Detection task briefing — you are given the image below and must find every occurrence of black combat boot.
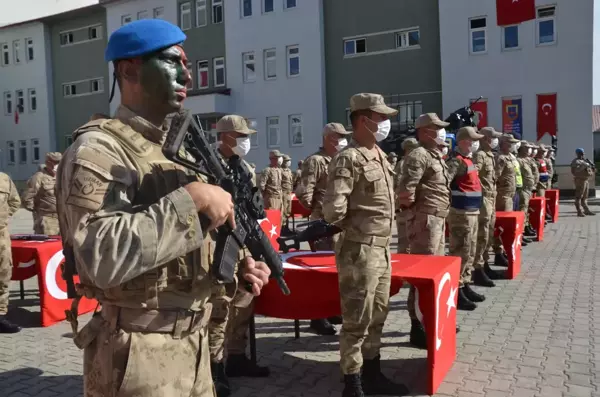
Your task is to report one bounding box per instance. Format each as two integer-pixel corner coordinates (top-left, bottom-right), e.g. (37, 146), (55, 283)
(0, 316), (21, 333)
(494, 253), (509, 267)
(225, 354), (270, 377)
(484, 263), (506, 280)
(457, 287), (477, 311)
(472, 268), (495, 287)
(211, 362), (231, 397)
(409, 319), (427, 349)
(342, 374), (365, 397)
(362, 355), (409, 396)
(309, 318), (337, 335)
(584, 210), (595, 216)
(545, 212), (553, 222)
(463, 284), (485, 302)
(524, 225), (536, 237)
(328, 315), (343, 325)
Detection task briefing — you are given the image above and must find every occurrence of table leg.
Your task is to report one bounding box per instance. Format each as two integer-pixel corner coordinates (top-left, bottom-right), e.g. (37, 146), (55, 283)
(249, 315), (257, 365)
(294, 319), (300, 339)
(19, 280), (24, 300)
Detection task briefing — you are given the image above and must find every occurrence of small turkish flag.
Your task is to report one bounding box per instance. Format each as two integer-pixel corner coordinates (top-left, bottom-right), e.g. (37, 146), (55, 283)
(470, 100), (488, 129)
(258, 209), (282, 251)
(537, 94), (557, 141)
(496, 0), (536, 26)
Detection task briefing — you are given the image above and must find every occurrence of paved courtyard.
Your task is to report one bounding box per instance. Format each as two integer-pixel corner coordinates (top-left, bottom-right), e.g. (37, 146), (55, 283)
(1, 202), (599, 397)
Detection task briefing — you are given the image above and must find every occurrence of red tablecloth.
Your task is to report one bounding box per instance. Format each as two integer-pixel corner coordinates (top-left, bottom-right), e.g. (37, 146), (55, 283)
(494, 211), (525, 279)
(11, 236), (97, 327)
(545, 189), (559, 223)
(529, 197), (546, 241)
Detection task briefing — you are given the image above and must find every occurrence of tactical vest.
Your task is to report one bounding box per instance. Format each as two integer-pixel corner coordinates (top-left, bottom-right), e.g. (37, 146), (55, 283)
(72, 118), (213, 309)
(513, 157), (523, 188)
(538, 159), (549, 182)
(35, 173), (58, 215)
(450, 154), (482, 210)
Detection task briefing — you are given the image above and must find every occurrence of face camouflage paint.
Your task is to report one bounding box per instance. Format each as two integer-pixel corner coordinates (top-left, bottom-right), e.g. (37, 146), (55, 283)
(140, 45), (190, 111)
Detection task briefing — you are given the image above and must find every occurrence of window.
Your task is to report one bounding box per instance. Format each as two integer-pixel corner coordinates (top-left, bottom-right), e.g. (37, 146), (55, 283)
(2, 43), (9, 65)
(7, 142), (15, 165)
(186, 62), (193, 88)
(289, 115), (303, 146)
(88, 25), (102, 40)
(153, 7), (164, 18)
(267, 117), (280, 147)
(180, 2), (192, 30)
(26, 38), (34, 61)
(137, 10), (149, 19)
(264, 48), (276, 80)
(31, 139), (40, 163)
(91, 78), (104, 93)
(214, 57), (225, 87)
(344, 38), (366, 56)
(263, 0), (274, 13)
(63, 84), (77, 97)
(502, 25), (519, 50)
(286, 45), (299, 77)
(197, 60), (209, 89)
(284, 0), (296, 9)
(4, 92), (12, 114)
(241, 0), (252, 17)
(248, 119), (258, 147)
(242, 52), (256, 83)
(537, 6), (556, 45)
(396, 29), (420, 49)
(60, 32), (74, 45)
(213, 0), (223, 24)
(65, 135), (73, 147)
(469, 17), (487, 54)
(16, 90), (24, 113)
(196, 0), (207, 27)
(18, 140), (27, 164)
(28, 89), (36, 112)
(121, 14), (132, 25)
(13, 40), (20, 64)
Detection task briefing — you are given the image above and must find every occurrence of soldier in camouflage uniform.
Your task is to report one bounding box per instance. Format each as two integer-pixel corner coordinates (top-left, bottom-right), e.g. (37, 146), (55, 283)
(546, 147), (555, 189)
(0, 172), (22, 333)
(55, 20), (270, 397)
(571, 148), (595, 217)
(259, 150), (283, 213)
(21, 152), (62, 235)
(517, 141), (537, 238)
(293, 160), (303, 190)
(387, 152), (398, 169)
(394, 138), (419, 254)
(324, 93), (408, 397)
(281, 154), (294, 227)
(296, 122), (351, 336)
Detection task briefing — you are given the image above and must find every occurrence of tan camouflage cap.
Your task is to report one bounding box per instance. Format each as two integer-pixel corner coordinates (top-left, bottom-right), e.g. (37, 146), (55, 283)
(216, 115), (256, 135)
(500, 133), (519, 143)
(322, 122), (351, 136)
(415, 113), (450, 129)
(269, 150), (283, 158)
(350, 93), (398, 116)
(401, 137), (419, 151)
(479, 126), (503, 138)
(46, 152), (62, 162)
(283, 154), (291, 161)
(538, 143), (549, 152)
(456, 126), (484, 142)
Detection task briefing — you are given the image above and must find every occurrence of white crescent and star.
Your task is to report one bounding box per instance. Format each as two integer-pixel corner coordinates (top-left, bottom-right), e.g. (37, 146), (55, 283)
(45, 250), (67, 300)
(542, 103), (552, 115)
(257, 218), (279, 238)
(17, 259), (35, 268)
(435, 271), (456, 351)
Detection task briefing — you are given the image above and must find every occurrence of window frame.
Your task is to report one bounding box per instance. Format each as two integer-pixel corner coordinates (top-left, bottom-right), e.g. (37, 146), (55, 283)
(4, 91), (12, 115)
(1, 42), (9, 66)
(343, 38), (367, 56)
(31, 138), (40, 163)
(137, 10), (149, 20)
(469, 16), (487, 55)
(284, 0), (296, 10)
(180, 2), (192, 30)
(15, 90), (24, 113)
(28, 88), (36, 112)
(242, 52), (256, 83)
(25, 38), (34, 61)
(502, 24), (520, 51)
(396, 29), (420, 50)
(212, 0), (224, 24)
(153, 7), (164, 18)
(248, 118), (259, 148)
(286, 45), (300, 77)
(13, 40), (21, 65)
(289, 114), (303, 147)
(263, 0), (274, 14)
(121, 14), (132, 25)
(196, 0), (207, 27)
(536, 5), (557, 46)
(267, 116), (280, 148)
(90, 78), (104, 93)
(18, 140), (27, 164)
(264, 48), (276, 80)
(213, 57), (225, 87)
(197, 60), (209, 89)
(241, 0), (252, 18)
(88, 25), (103, 40)
(7, 141), (15, 165)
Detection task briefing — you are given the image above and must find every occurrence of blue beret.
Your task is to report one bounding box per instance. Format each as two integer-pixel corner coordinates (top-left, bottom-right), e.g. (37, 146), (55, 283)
(576, 148), (584, 154)
(105, 19), (186, 62)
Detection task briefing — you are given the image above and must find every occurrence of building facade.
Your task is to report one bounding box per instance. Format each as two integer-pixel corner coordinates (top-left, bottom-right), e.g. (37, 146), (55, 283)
(439, 0), (594, 192)
(224, 0), (327, 169)
(323, 0), (443, 136)
(0, 22), (55, 182)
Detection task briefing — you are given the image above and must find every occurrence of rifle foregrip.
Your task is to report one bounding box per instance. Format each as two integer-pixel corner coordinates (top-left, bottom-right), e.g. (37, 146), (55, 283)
(253, 230), (290, 295)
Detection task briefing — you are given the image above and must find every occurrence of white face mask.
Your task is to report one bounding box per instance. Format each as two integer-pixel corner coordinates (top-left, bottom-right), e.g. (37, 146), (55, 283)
(441, 147), (449, 156)
(335, 138), (348, 152)
(490, 138), (499, 149)
(470, 141), (480, 153)
(373, 119), (391, 142)
(527, 148), (532, 156)
(277, 157), (283, 166)
(284, 161), (291, 168)
(232, 136), (251, 157)
(533, 149), (538, 156)
(515, 142), (521, 151)
(434, 128), (447, 145)
(53, 165), (58, 173)
(510, 144), (517, 153)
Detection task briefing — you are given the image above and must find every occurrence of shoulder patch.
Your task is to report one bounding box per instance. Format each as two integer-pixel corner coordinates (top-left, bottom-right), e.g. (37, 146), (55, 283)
(335, 168), (352, 178)
(66, 165), (113, 211)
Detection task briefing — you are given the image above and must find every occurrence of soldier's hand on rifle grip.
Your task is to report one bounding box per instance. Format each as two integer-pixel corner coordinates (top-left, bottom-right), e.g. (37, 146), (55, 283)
(239, 256), (271, 296)
(183, 181), (236, 231)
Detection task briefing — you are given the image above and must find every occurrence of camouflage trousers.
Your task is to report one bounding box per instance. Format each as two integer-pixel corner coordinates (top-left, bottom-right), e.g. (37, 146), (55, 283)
(518, 189), (532, 226)
(83, 309), (215, 397)
(474, 196), (503, 269)
(282, 194), (292, 220)
(226, 301), (255, 355)
(406, 211), (446, 320)
(336, 237), (391, 375)
(0, 228), (11, 316)
(448, 210), (479, 287)
(574, 178), (591, 214)
(33, 214), (60, 235)
(395, 212), (410, 254)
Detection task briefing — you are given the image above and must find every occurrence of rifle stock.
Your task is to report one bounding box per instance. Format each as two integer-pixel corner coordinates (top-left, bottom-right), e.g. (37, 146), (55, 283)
(277, 220), (342, 254)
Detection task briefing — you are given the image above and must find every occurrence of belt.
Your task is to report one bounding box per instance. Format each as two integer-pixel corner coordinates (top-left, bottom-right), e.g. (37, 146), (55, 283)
(343, 232), (390, 248)
(101, 303), (212, 339)
(416, 207), (449, 218)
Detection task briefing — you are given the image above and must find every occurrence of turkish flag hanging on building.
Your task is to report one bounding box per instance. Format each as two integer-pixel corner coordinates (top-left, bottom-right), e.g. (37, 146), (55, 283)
(470, 100), (488, 129)
(537, 94), (557, 141)
(496, 0), (536, 26)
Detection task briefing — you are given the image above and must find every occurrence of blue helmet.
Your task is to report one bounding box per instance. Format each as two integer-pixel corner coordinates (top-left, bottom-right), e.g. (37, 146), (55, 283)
(576, 148), (584, 154)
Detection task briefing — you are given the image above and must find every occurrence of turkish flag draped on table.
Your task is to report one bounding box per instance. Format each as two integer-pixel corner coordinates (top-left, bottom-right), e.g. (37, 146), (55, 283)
(470, 100), (488, 129)
(537, 93), (557, 141)
(496, 0), (536, 26)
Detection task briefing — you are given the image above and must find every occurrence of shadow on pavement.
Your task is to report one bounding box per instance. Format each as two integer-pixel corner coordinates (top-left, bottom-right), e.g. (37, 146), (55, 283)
(6, 292), (41, 328)
(0, 367), (82, 397)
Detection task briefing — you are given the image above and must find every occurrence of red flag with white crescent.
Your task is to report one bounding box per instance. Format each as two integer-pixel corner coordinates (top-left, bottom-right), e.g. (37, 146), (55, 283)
(496, 0), (536, 26)
(537, 93), (557, 141)
(470, 100), (488, 129)
(258, 209), (281, 251)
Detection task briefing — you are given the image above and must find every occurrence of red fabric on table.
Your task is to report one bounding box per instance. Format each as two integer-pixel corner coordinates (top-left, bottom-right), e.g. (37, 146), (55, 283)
(494, 211), (524, 279)
(290, 193), (311, 218)
(528, 197), (546, 241)
(545, 189), (559, 223)
(11, 237), (97, 327)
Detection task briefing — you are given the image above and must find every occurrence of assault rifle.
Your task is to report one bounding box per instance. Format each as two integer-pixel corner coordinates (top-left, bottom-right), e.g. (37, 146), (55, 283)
(162, 110), (290, 296)
(444, 96), (483, 132)
(10, 234), (52, 241)
(276, 219), (342, 254)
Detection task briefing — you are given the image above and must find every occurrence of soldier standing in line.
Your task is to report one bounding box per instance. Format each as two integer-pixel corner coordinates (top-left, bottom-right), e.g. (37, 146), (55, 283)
(281, 154), (294, 229)
(517, 142), (537, 239)
(571, 148), (596, 217)
(324, 93), (408, 396)
(546, 148), (555, 189)
(293, 160), (303, 190)
(535, 144), (550, 198)
(55, 20), (270, 397)
(259, 150), (283, 213)
(394, 138), (419, 254)
(296, 122), (351, 336)
(0, 172), (22, 333)
(529, 144), (540, 195)
(387, 152), (398, 169)
(472, 126), (507, 288)
(446, 127), (486, 310)
(397, 113), (453, 350)
(21, 152), (62, 235)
